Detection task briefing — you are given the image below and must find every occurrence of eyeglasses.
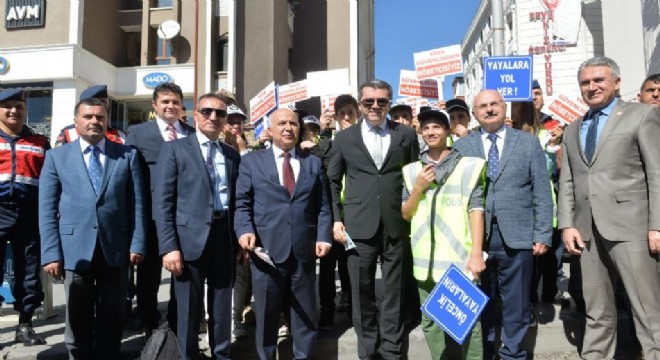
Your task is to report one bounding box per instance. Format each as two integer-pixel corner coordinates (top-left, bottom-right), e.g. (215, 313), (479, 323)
(360, 98), (390, 108)
(197, 108), (227, 118)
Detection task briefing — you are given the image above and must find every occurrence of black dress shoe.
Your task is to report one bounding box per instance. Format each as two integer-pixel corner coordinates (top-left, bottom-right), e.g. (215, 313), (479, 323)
(15, 324), (46, 346)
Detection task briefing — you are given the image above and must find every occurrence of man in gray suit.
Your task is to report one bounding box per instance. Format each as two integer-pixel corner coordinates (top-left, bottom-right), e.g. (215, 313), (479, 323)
(40, 98), (146, 359)
(558, 56), (660, 359)
(453, 89), (553, 360)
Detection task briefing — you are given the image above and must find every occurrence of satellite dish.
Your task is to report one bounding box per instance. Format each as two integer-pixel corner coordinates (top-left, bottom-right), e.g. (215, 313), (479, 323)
(157, 20), (181, 40)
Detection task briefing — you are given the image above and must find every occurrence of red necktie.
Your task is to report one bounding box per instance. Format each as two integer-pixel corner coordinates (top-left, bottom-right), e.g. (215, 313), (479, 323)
(166, 124), (177, 141)
(282, 151), (295, 197)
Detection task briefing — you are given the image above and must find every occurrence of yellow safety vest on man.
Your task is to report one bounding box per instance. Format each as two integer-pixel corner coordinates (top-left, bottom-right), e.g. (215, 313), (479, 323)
(403, 156), (486, 282)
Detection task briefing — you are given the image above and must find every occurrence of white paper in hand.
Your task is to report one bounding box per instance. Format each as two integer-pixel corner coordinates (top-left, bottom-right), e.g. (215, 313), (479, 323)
(343, 231), (356, 250)
(253, 247), (276, 267)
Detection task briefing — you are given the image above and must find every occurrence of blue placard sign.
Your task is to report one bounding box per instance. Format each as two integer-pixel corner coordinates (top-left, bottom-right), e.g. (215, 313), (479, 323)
(421, 263), (489, 344)
(483, 55), (534, 101)
(143, 72), (173, 89)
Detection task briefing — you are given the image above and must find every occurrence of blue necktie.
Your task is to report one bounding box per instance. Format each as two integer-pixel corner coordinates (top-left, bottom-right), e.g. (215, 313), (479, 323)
(87, 145), (102, 195)
(584, 111), (600, 164)
(487, 133), (499, 180)
(206, 141), (217, 182)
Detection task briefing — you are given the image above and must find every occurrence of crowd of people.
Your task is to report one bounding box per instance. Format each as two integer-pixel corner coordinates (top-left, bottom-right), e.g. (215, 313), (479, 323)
(0, 55), (659, 360)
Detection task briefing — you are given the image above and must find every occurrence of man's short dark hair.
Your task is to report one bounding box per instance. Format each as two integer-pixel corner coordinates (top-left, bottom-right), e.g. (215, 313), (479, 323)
(640, 73), (660, 91)
(74, 98), (108, 116)
(334, 94), (358, 113)
(358, 79), (393, 101)
(152, 82), (184, 102)
(197, 92), (224, 105)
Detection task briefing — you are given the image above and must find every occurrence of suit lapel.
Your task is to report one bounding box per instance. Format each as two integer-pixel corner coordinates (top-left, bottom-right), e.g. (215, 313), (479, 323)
(188, 136), (212, 190)
(97, 141), (119, 198)
(293, 150), (309, 198)
(494, 127), (518, 180)
(382, 120), (399, 167)
(573, 116), (588, 165)
(148, 121), (165, 145)
(69, 140), (97, 197)
(591, 101), (624, 164)
(470, 131), (486, 158)
(353, 120), (377, 168)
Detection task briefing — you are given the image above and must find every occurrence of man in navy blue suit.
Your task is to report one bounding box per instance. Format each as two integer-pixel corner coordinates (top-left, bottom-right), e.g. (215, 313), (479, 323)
(153, 93), (240, 360)
(234, 108), (332, 360)
(453, 89), (553, 360)
(39, 98), (146, 359)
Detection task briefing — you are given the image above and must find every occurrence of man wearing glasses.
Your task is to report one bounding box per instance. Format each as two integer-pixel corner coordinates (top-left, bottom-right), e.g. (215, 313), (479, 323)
(328, 80), (419, 360)
(153, 93), (240, 360)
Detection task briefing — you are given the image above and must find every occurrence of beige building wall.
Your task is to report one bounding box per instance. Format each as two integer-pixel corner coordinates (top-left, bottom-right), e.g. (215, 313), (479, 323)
(0, 0), (69, 47)
(82, 1), (123, 66)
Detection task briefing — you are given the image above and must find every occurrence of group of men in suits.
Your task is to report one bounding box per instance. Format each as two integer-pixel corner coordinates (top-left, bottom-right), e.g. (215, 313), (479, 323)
(28, 55), (660, 360)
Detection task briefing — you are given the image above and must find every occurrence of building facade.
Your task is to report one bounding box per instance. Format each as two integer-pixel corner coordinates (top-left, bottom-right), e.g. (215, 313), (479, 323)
(461, 0), (659, 116)
(0, 0), (374, 142)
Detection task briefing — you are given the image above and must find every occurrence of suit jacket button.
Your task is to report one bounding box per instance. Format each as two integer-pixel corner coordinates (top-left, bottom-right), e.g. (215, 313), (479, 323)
(93, 225), (97, 229)
(207, 221), (212, 225)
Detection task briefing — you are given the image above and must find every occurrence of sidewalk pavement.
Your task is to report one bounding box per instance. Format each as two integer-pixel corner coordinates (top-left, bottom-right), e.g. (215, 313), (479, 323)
(0, 264), (631, 360)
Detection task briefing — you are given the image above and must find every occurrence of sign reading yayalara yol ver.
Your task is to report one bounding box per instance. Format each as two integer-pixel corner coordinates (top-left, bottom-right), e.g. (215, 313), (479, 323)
(421, 263), (489, 344)
(483, 55), (534, 101)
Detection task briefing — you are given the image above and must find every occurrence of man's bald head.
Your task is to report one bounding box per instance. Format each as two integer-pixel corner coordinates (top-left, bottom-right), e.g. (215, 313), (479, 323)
(269, 108), (300, 151)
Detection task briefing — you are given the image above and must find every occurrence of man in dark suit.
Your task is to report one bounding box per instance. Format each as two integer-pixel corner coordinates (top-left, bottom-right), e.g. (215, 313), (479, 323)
(39, 98), (146, 359)
(452, 89), (553, 360)
(559, 56), (660, 359)
(152, 93), (240, 360)
(234, 108), (332, 360)
(125, 82), (193, 333)
(327, 80), (419, 360)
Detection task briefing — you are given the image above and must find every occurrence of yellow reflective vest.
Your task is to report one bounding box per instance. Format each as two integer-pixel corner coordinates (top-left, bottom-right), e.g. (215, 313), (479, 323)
(403, 156), (486, 282)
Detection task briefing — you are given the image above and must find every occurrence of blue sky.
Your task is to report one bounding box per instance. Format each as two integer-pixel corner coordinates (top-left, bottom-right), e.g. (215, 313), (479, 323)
(374, 0), (481, 101)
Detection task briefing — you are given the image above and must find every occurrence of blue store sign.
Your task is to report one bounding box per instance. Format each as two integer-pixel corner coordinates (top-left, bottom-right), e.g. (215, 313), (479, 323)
(143, 72), (173, 88)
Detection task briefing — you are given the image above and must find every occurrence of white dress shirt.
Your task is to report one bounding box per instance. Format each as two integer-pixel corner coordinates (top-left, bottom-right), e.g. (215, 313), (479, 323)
(360, 119), (390, 164)
(79, 137), (107, 168)
(196, 132), (228, 211)
(480, 125), (507, 158)
(156, 118), (187, 141)
(272, 144), (300, 185)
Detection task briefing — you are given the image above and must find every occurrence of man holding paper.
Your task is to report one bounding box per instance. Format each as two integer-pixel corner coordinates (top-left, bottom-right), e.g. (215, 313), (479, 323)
(234, 108), (332, 360)
(328, 80), (419, 360)
(401, 109), (486, 359)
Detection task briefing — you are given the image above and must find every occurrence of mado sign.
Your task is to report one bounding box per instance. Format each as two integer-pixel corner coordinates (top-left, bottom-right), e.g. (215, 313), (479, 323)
(421, 263), (489, 344)
(143, 72), (173, 88)
(483, 55), (534, 101)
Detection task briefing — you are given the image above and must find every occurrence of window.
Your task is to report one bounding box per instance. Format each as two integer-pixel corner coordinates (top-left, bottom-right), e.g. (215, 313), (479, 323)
(216, 40), (228, 72)
(25, 89), (52, 125)
(156, 37), (172, 65)
(154, 0), (172, 7)
(125, 32), (141, 67)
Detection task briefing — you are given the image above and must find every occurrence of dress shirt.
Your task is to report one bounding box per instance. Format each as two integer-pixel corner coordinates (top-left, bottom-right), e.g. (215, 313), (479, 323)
(196, 132), (228, 211)
(480, 125), (507, 158)
(79, 137), (107, 168)
(156, 118), (187, 141)
(361, 119), (391, 164)
(272, 145), (300, 185)
(580, 98), (618, 153)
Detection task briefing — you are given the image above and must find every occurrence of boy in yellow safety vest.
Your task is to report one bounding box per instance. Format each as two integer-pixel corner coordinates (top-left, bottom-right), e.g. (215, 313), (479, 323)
(401, 109), (486, 360)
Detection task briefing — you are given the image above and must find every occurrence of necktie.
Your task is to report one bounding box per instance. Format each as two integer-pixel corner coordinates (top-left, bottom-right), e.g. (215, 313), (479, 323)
(487, 133), (499, 180)
(166, 124), (177, 141)
(584, 111), (600, 164)
(206, 141), (217, 183)
(282, 151), (295, 197)
(87, 145), (102, 195)
(372, 127), (383, 169)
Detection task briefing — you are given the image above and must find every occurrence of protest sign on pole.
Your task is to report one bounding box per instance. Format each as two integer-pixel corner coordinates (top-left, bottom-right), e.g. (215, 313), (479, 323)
(249, 81), (278, 124)
(307, 68), (351, 97)
(547, 94), (589, 124)
(421, 263), (489, 344)
(278, 80), (309, 107)
(483, 55), (534, 101)
(414, 44), (463, 80)
(399, 70), (439, 99)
